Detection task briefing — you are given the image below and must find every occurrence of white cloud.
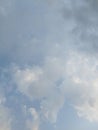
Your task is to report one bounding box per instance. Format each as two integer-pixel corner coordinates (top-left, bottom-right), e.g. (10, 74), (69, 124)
(64, 52), (98, 122)
(75, 101), (98, 122)
(40, 92), (64, 123)
(0, 106), (11, 130)
(12, 66), (43, 99)
(0, 96), (12, 130)
(11, 57), (66, 123)
(26, 107), (39, 130)
(7, 50), (98, 123)
(1, 0), (98, 128)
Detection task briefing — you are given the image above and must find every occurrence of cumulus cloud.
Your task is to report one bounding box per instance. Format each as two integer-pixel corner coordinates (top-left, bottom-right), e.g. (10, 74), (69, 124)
(1, 50), (98, 127)
(8, 51), (98, 123)
(62, 52), (98, 122)
(10, 57), (65, 123)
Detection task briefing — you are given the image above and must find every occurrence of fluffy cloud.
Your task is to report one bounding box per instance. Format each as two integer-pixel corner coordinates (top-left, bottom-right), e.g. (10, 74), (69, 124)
(63, 52), (98, 122)
(11, 57), (65, 123)
(9, 51), (98, 123)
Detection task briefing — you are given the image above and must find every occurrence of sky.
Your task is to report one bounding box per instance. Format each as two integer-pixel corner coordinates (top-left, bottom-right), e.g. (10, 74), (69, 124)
(1, 0), (98, 130)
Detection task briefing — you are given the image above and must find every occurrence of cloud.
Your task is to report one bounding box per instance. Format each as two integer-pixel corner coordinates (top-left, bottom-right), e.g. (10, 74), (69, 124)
(1, 0), (98, 129)
(26, 107), (39, 130)
(10, 50), (98, 123)
(0, 96), (12, 130)
(40, 92), (64, 123)
(75, 102), (98, 122)
(0, 0), (14, 16)
(62, 0), (98, 55)
(0, 106), (11, 130)
(2, 50), (98, 124)
(62, 51), (98, 122)
(11, 57), (65, 123)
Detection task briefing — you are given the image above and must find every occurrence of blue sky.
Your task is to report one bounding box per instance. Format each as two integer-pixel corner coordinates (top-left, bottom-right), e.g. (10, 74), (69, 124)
(1, 0), (98, 130)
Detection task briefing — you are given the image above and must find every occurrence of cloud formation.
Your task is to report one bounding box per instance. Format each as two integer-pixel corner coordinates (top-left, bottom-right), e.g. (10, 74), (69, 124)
(0, 95), (12, 130)
(11, 57), (66, 123)
(1, 0), (98, 130)
(26, 107), (40, 130)
(64, 52), (98, 122)
(3, 51), (98, 124)
(62, 0), (98, 55)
